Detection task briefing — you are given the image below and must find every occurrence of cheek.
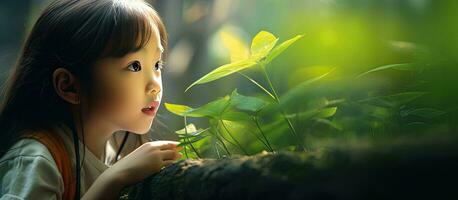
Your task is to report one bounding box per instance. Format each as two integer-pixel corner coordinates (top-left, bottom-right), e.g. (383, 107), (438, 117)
(91, 76), (144, 121)
(157, 77), (163, 98)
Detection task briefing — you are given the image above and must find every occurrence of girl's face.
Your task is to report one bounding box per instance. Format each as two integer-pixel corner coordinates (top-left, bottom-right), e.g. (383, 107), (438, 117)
(87, 28), (164, 134)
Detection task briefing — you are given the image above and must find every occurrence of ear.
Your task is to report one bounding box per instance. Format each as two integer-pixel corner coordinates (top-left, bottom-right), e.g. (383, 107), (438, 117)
(52, 68), (81, 104)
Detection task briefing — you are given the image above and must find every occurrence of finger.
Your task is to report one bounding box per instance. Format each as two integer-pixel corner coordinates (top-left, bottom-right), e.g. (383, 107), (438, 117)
(175, 152), (183, 160)
(159, 142), (180, 150)
(160, 149), (177, 160)
(162, 160), (174, 167)
(153, 140), (179, 146)
(159, 143), (177, 150)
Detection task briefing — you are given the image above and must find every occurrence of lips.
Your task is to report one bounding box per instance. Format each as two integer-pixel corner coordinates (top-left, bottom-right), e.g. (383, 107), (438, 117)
(142, 101), (160, 116)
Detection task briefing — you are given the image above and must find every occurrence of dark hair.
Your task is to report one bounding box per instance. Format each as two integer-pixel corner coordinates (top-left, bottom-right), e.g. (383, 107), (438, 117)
(0, 0), (167, 198)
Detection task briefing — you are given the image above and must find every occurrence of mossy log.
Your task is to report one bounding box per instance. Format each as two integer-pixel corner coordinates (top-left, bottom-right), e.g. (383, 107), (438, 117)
(120, 137), (458, 200)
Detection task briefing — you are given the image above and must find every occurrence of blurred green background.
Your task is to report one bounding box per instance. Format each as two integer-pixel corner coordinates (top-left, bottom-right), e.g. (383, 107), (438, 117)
(1, 0), (457, 158)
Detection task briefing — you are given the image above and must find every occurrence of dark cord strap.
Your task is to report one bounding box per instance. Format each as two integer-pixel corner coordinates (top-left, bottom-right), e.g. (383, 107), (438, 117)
(115, 132), (130, 162)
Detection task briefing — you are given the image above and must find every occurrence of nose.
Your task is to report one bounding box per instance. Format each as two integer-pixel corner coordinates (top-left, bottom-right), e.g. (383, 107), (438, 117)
(146, 77), (161, 97)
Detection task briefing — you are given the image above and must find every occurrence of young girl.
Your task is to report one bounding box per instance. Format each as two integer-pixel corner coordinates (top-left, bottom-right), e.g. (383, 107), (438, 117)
(0, 0), (182, 199)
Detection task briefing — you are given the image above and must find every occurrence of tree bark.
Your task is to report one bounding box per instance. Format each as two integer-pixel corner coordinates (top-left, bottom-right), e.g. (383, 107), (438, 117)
(120, 136), (458, 200)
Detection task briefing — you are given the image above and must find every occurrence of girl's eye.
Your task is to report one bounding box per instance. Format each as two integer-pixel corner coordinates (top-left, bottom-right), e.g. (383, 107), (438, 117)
(154, 60), (164, 71)
(127, 61), (142, 72)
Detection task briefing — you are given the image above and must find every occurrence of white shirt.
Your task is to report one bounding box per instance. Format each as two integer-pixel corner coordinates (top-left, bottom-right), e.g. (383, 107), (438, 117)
(0, 122), (151, 200)
(0, 122), (149, 200)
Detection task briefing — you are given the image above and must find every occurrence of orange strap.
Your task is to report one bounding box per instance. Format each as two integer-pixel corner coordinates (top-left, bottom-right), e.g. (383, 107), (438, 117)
(22, 130), (76, 200)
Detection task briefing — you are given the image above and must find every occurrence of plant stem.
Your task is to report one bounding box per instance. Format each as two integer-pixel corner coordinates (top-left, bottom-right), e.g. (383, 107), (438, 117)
(213, 137), (221, 159)
(248, 126), (270, 151)
(260, 63), (305, 151)
(215, 128), (239, 149)
(214, 128), (231, 156)
(253, 115), (274, 152)
(182, 117), (189, 158)
(238, 72), (276, 100)
(184, 116), (201, 158)
(183, 143), (189, 158)
(218, 136), (232, 156)
(220, 120), (249, 155)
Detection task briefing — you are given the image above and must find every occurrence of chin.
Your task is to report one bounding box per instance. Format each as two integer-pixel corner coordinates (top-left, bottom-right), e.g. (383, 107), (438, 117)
(124, 124), (151, 134)
(128, 120), (154, 134)
(118, 113), (155, 134)
(137, 128), (151, 135)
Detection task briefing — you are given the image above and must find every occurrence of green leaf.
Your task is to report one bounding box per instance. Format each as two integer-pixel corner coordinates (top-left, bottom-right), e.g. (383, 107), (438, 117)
(185, 59), (257, 92)
(250, 31), (279, 61)
(170, 91), (266, 120)
(265, 34), (304, 64)
(164, 103), (203, 117)
(221, 111), (252, 121)
(315, 107), (338, 118)
(314, 118), (343, 131)
(189, 96), (231, 118)
(357, 63), (420, 78)
(178, 135), (210, 147)
(400, 108), (446, 119)
(175, 123), (210, 138)
(165, 96), (231, 118)
(359, 92), (428, 108)
(184, 31), (303, 92)
(178, 128), (210, 138)
(229, 89), (269, 112)
(285, 107), (338, 120)
(175, 123), (197, 135)
(280, 69), (334, 106)
(370, 106), (392, 120)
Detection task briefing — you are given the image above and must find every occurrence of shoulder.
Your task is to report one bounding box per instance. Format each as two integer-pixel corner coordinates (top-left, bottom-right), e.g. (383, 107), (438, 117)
(0, 138), (63, 199)
(0, 138), (55, 165)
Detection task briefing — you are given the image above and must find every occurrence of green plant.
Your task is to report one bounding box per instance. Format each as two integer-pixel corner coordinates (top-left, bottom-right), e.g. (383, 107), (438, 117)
(165, 30), (340, 158)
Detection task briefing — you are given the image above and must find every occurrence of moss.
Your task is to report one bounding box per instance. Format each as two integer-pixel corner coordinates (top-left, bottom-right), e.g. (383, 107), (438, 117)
(120, 135), (458, 199)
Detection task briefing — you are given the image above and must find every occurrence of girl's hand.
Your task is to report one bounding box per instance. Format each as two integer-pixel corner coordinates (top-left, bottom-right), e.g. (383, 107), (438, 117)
(107, 140), (183, 186)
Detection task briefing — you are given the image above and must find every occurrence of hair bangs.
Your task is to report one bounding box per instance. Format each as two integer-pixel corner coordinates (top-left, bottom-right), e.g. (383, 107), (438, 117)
(101, 0), (166, 58)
